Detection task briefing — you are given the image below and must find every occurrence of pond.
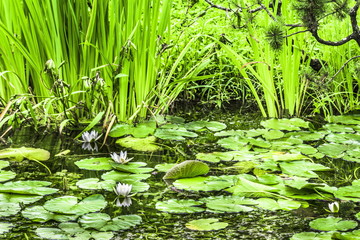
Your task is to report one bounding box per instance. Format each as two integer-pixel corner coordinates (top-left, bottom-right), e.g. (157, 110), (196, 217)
(1, 109), (360, 240)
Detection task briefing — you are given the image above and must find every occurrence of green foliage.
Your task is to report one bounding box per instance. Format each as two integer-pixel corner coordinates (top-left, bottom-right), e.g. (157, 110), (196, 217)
(309, 217), (357, 232)
(163, 160), (210, 179)
(185, 218), (228, 231)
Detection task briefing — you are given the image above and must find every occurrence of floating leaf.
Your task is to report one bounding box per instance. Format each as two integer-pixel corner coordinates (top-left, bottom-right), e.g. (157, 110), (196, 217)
(226, 177), (278, 196)
(0, 222), (14, 234)
(43, 194), (107, 215)
(335, 229), (360, 239)
(0, 181), (58, 195)
(0, 193), (43, 204)
(79, 213), (142, 231)
(0, 170), (16, 182)
(309, 217), (357, 231)
(76, 178), (115, 191)
(184, 121), (227, 131)
(116, 136), (161, 152)
(255, 198), (302, 211)
(101, 171), (151, 182)
(22, 206), (78, 223)
(74, 157), (112, 171)
(109, 121), (156, 138)
(155, 199), (204, 213)
(154, 163), (177, 172)
(263, 130), (284, 140)
(335, 185), (360, 201)
(110, 162), (153, 174)
(154, 127), (198, 140)
(217, 136), (250, 150)
(285, 131), (326, 141)
(163, 160), (209, 179)
(196, 151), (256, 163)
(324, 123), (354, 133)
(261, 118), (309, 131)
(0, 147), (50, 161)
(200, 196), (256, 213)
(173, 175), (237, 192)
(186, 218), (228, 231)
(327, 115), (360, 125)
(317, 143), (349, 158)
(290, 232), (334, 240)
(0, 202), (21, 217)
(279, 160), (331, 178)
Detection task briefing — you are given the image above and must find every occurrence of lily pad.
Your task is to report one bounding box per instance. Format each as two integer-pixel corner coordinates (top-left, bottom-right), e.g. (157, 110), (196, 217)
(79, 213), (142, 231)
(260, 118), (309, 131)
(76, 178), (116, 191)
(185, 218), (228, 231)
(116, 136), (161, 152)
(154, 163), (177, 172)
(74, 157), (112, 171)
(217, 136), (250, 150)
(200, 196), (256, 213)
(101, 171), (151, 181)
(109, 121), (156, 138)
(110, 162), (153, 174)
(0, 170), (16, 182)
(184, 121), (227, 131)
(279, 160), (331, 178)
(263, 130), (284, 140)
(0, 222), (14, 234)
(173, 175), (237, 192)
(43, 194), (107, 215)
(154, 127), (198, 140)
(163, 160), (209, 179)
(290, 232), (334, 240)
(255, 198), (302, 211)
(22, 206), (78, 222)
(309, 217), (357, 231)
(226, 177), (278, 196)
(0, 193), (43, 204)
(155, 199), (204, 213)
(0, 202), (21, 217)
(0, 181), (58, 195)
(327, 115), (360, 125)
(0, 147), (50, 161)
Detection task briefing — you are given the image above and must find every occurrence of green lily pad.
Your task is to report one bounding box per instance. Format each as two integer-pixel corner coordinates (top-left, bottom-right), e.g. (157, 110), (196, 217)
(43, 194), (107, 215)
(154, 127), (198, 140)
(154, 163), (177, 172)
(324, 123), (354, 133)
(22, 206), (78, 222)
(217, 136), (250, 150)
(0, 193), (43, 204)
(200, 196), (256, 213)
(109, 121), (156, 138)
(0, 181), (58, 195)
(214, 130), (245, 137)
(74, 158), (112, 171)
(0, 170), (16, 182)
(184, 121), (227, 131)
(260, 118), (309, 131)
(155, 199), (204, 213)
(290, 232), (334, 240)
(116, 136), (161, 152)
(110, 162), (153, 174)
(185, 218), (228, 231)
(285, 131), (326, 141)
(79, 213), (142, 231)
(163, 160), (209, 179)
(279, 160), (331, 178)
(0, 222), (14, 234)
(327, 115), (360, 125)
(173, 175), (237, 192)
(255, 198), (302, 211)
(248, 138), (271, 148)
(263, 130), (284, 140)
(76, 178), (116, 191)
(226, 177), (278, 196)
(0, 160), (9, 169)
(0, 147), (50, 161)
(196, 151), (256, 163)
(335, 184), (360, 201)
(317, 143), (349, 158)
(101, 170), (151, 181)
(335, 230), (360, 239)
(309, 217), (357, 231)
(0, 202), (21, 217)
(36, 222), (114, 240)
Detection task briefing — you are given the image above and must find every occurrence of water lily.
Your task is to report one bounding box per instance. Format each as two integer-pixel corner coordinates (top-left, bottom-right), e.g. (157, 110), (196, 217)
(81, 130), (101, 143)
(116, 197), (132, 207)
(110, 151), (133, 164)
(114, 183), (132, 197)
(82, 142), (98, 152)
(328, 201), (340, 213)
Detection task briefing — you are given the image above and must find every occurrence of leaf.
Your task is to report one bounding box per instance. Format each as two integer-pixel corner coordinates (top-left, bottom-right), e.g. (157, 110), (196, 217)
(217, 136), (251, 150)
(290, 232), (334, 240)
(0, 181), (58, 195)
(101, 170), (151, 181)
(324, 123), (354, 133)
(163, 160), (209, 179)
(110, 162), (153, 174)
(0, 170), (16, 182)
(327, 115), (360, 125)
(116, 136), (161, 152)
(74, 157), (112, 171)
(200, 195), (256, 213)
(0, 222), (14, 234)
(279, 160), (331, 178)
(22, 206), (78, 223)
(317, 143), (349, 158)
(173, 175), (237, 192)
(79, 213), (142, 231)
(184, 121), (227, 131)
(0, 193), (43, 204)
(0, 147), (50, 161)
(0, 160), (9, 169)
(155, 199), (204, 213)
(0, 202), (21, 217)
(263, 129), (284, 140)
(154, 163), (177, 172)
(43, 194), (107, 215)
(255, 198), (302, 211)
(226, 177), (278, 195)
(260, 118), (309, 130)
(76, 178), (115, 191)
(154, 127), (198, 140)
(109, 121), (156, 138)
(309, 217), (357, 231)
(186, 218), (228, 231)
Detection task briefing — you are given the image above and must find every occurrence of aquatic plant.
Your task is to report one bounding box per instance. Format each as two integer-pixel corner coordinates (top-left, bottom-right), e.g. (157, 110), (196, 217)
(114, 183), (132, 197)
(81, 130), (101, 143)
(327, 201), (340, 213)
(110, 151), (133, 164)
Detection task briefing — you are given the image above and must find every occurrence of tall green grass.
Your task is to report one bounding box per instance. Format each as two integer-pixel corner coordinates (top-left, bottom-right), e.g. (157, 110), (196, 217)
(0, 0), (172, 124)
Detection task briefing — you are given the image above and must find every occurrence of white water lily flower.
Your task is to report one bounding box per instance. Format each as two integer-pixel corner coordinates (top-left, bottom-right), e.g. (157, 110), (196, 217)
(110, 151), (133, 164)
(328, 201), (340, 213)
(81, 130), (101, 143)
(114, 183), (132, 197)
(116, 197), (132, 207)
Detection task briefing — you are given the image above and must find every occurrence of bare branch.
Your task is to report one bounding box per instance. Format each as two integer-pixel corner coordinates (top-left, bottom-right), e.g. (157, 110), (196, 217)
(328, 55), (360, 83)
(204, 0), (232, 12)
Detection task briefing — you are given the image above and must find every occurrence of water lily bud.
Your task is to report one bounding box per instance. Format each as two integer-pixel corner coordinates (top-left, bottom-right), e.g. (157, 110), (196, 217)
(45, 59), (55, 70)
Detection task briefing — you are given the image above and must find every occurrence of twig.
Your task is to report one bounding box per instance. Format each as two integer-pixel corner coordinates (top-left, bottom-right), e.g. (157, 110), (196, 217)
(328, 55), (360, 83)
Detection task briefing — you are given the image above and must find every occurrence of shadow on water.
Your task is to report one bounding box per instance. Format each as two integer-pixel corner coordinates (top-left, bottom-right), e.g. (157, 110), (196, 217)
(1, 103), (359, 239)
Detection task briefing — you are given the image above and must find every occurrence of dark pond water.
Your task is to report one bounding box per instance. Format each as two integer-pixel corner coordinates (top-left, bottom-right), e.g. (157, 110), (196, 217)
(1, 106), (360, 239)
